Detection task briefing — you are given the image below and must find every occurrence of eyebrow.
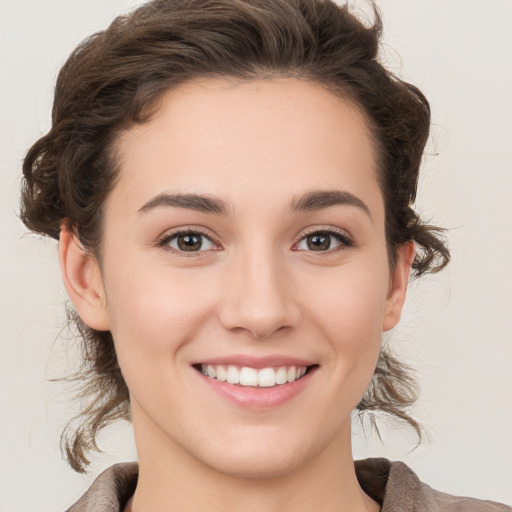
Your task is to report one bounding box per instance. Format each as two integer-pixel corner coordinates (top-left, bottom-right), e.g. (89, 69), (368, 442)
(138, 192), (230, 215)
(290, 190), (371, 218)
(137, 189), (371, 218)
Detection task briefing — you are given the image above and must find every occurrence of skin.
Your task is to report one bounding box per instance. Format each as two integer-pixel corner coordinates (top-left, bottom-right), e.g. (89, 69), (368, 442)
(60, 78), (413, 512)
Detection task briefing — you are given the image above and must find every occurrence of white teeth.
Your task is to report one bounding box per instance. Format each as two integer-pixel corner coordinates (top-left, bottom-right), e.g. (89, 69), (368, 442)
(216, 366), (227, 382)
(258, 368), (276, 387)
(239, 367), (258, 386)
(200, 364), (309, 387)
(275, 367), (287, 385)
(226, 365), (240, 384)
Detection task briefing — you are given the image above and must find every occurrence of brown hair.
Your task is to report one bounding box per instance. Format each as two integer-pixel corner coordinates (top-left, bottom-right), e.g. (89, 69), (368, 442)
(21, 0), (449, 472)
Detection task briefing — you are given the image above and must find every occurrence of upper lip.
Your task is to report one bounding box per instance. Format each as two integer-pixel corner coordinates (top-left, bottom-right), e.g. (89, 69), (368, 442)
(192, 354), (317, 369)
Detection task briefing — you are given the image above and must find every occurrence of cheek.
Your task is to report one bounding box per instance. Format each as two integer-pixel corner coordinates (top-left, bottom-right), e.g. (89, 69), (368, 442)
(304, 261), (389, 385)
(102, 263), (225, 414)
(104, 262), (220, 359)
(309, 263), (389, 338)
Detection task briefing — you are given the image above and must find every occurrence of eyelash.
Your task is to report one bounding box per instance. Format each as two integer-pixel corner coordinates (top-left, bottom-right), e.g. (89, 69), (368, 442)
(156, 226), (354, 256)
(156, 227), (220, 257)
(293, 227), (353, 254)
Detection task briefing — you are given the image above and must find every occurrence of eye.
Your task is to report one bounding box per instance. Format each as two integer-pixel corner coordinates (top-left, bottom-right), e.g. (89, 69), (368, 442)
(294, 230), (352, 252)
(160, 230), (218, 253)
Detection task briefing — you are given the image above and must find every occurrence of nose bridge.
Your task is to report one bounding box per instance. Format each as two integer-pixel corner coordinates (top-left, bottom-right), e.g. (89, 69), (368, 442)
(220, 241), (299, 338)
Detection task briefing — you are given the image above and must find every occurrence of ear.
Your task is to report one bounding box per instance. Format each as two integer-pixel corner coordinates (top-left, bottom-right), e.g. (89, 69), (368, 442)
(382, 241), (415, 332)
(59, 224), (110, 331)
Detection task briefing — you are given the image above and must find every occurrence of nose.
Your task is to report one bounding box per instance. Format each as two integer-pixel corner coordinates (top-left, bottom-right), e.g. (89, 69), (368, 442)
(219, 247), (301, 339)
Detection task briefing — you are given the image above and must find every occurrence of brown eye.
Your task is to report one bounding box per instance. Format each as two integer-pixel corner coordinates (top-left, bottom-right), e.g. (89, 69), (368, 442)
(177, 233), (203, 251)
(306, 233), (331, 251)
(295, 230), (352, 253)
(164, 231), (216, 252)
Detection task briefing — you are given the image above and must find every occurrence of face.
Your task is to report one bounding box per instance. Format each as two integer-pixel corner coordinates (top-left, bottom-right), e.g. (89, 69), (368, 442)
(68, 78), (411, 478)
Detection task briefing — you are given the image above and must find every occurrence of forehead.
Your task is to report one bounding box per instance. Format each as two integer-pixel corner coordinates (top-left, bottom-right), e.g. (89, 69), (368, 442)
(109, 77), (382, 218)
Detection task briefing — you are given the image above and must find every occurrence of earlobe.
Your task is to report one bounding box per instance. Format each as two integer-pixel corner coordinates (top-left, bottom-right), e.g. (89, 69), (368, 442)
(382, 242), (415, 332)
(59, 224), (110, 331)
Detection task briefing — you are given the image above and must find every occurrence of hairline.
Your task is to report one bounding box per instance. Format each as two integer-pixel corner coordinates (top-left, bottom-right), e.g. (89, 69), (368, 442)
(92, 72), (393, 268)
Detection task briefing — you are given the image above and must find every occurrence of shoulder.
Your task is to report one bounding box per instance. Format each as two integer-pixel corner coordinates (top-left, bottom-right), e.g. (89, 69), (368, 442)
(355, 458), (511, 512)
(66, 459), (510, 512)
(66, 462), (138, 512)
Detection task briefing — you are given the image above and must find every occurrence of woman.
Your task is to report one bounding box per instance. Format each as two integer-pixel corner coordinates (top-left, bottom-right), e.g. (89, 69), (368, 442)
(18, 0), (510, 510)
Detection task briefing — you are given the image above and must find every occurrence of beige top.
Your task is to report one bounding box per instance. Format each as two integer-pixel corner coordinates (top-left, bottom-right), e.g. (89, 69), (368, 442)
(66, 458), (511, 512)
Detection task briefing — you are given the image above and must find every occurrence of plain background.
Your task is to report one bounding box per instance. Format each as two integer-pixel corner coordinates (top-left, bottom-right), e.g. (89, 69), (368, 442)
(1, 0), (511, 510)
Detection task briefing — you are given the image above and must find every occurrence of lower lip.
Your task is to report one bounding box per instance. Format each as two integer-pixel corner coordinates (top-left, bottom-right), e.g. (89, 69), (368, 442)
(196, 368), (316, 409)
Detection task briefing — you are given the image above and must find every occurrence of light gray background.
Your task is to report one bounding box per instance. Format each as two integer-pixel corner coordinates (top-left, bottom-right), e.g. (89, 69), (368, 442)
(1, 1), (511, 510)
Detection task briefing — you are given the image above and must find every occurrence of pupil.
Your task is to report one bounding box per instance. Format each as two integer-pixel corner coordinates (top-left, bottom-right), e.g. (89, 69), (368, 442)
(307, 233), (330, 251)
(178, 234), (202, 251)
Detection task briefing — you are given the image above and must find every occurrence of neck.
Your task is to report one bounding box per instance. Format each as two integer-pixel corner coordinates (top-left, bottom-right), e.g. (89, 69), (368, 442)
(128, 412), (379, 512)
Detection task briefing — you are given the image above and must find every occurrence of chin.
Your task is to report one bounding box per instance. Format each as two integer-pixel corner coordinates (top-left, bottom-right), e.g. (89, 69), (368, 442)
(204, 449), (304, 480)
(191, 428), (327, 480)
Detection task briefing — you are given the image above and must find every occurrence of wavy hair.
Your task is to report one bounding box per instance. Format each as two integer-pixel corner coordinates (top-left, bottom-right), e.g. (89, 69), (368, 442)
(21, 0), (449, 472)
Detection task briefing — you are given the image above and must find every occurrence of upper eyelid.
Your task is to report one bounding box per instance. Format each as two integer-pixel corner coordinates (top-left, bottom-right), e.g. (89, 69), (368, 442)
(296, 225), (352, 241)
(158, 225), (216, 237)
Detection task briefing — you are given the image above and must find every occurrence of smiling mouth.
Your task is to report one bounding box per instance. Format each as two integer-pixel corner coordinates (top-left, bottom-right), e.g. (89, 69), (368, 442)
(193, 364), (317, 388)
